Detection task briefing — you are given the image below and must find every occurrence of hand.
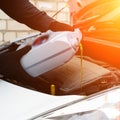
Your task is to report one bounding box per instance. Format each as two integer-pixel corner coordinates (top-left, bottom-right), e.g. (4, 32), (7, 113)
(0, 43), (55, 94)
(0, 43), (32, 80)
(49, 21), (74, 31)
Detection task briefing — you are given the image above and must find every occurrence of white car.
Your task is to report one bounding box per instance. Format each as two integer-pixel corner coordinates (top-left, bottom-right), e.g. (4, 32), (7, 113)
(0, 79), (120, 120)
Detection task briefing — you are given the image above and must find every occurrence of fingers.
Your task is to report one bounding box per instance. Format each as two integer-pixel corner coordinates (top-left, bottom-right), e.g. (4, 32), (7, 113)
(16, 45), (32, 59)
(49, 21), (74, 31)
(0, 43), (19, 54)
(8, 43), (20, 51)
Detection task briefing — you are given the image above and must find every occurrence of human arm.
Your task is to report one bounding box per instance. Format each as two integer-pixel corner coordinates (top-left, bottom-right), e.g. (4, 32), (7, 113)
(0, 0), (73, 32)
